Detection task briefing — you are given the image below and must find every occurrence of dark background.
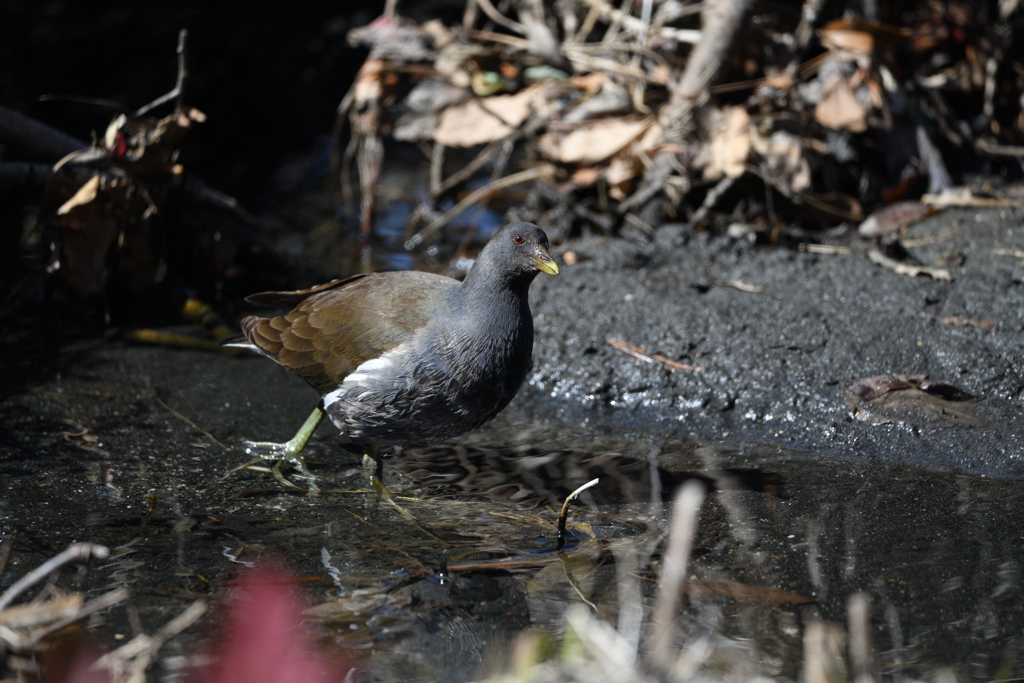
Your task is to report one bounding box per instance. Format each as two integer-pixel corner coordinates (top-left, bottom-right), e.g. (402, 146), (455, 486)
(0, 0), (392, 203)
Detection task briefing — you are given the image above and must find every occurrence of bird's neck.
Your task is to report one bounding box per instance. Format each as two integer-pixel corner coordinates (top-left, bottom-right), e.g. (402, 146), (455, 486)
(453, 270), (533, 337)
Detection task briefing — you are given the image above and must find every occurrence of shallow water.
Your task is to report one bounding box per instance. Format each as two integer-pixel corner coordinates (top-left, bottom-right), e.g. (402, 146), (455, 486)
(3, 338), (1024, 681)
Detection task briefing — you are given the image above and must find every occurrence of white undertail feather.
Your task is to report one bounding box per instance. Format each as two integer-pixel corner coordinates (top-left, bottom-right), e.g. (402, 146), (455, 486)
(323, 354), (398, 412)
(223, 340), (275, 360)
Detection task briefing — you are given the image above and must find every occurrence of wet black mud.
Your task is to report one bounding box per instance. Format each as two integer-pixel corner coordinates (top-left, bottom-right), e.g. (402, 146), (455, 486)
(526, 206), (1024, 476)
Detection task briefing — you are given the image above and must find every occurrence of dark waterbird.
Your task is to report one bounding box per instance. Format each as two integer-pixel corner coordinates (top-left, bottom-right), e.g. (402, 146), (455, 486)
(222, 222), (559, 494)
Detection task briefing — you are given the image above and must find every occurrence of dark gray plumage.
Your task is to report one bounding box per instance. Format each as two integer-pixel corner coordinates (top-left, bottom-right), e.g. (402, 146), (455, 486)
(225, 222), (558, 448)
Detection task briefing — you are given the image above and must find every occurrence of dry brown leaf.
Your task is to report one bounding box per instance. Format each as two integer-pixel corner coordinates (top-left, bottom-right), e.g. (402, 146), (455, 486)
(353, 58), (386, 108)
(814, 71), (867, 132)
(433, 89), (534, 147)
(820, 18), (911, 55)
(763, 130), (811, 192)
(605, 156), (640, 200)
(763, 72), (793, 92)
(638, 120), (664, 153)
(569, 166), (601, 186)
(570, 71), (607, 94)
(536, 118), (651, 165)
(704, 106), (751, 180)
(57, 175), (101, 215)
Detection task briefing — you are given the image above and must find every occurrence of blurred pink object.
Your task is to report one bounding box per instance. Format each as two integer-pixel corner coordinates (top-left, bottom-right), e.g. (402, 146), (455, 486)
(193, 562), (353, 683)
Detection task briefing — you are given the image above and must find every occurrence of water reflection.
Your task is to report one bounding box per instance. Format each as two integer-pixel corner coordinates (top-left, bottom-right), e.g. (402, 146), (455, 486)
(4, 341), (1024, 681)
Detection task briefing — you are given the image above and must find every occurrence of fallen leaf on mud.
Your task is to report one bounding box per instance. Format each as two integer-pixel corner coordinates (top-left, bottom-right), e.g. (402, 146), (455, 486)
(685, 579), (815, 607)
(858, 200), (937, 237)
(814, 69), (867, 132)
(845, 374), (983, 427)
(433, 89), (535, 146)
(537, 118), (651, 165)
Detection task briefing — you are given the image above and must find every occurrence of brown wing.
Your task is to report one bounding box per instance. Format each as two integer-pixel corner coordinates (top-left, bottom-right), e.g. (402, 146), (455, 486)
(239, 271), (457, 394)
(242, 274), (370, 309)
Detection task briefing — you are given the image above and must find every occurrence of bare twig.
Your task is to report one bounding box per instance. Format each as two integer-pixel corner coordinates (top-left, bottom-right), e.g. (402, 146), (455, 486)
(688, 176), (735, 229)
(867, 247), (951, 281)
(0, 543), (109, 612)
(19, 587), (130, 650)
(608, 338), (703, 372)
(136, 29), (189, 117)
(578, 0), (701, 44)
(429, 142), (445, 196)
(660, 0), (749, 141)
(473, 0), (526, 34)
(94, 598), (207, 683)
(406, 164), (556, 249)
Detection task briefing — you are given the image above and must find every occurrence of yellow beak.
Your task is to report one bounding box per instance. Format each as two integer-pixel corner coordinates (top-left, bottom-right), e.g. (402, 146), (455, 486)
(532, 245), (560, 276)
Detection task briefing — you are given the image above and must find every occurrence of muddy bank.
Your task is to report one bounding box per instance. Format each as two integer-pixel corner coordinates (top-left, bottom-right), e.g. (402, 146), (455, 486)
(521, 205), (1024, 476)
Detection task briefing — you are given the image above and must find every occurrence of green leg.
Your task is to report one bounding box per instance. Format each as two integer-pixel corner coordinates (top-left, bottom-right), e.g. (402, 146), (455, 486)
(241, 407), (324, 457)
(362, 444), (413, 519)
(228, 407), (324, 495)
(361, 444), (383, 491)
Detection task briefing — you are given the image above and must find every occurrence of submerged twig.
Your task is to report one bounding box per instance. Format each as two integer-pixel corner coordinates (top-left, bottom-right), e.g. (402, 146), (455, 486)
(555, 477), (599, 550)
(152, 392), (226, 449)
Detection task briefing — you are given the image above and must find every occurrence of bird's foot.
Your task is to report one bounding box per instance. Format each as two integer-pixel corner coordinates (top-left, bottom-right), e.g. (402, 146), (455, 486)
(227, 453), (321, 496)
(225, 408), (326, 496)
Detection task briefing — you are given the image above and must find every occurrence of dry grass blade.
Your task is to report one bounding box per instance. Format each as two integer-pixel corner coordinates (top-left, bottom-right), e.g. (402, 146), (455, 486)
(19, 587), (129, 650)
(94, 598), (207, 683)
(555, 477), (600, 550)
(848, 592), (879, 683)
(0, 543), (109, 612)
(651, 480), (705, 671)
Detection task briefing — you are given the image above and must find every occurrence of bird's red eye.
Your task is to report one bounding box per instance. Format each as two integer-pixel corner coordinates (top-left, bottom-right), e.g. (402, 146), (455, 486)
(513, 234), (524, 245)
